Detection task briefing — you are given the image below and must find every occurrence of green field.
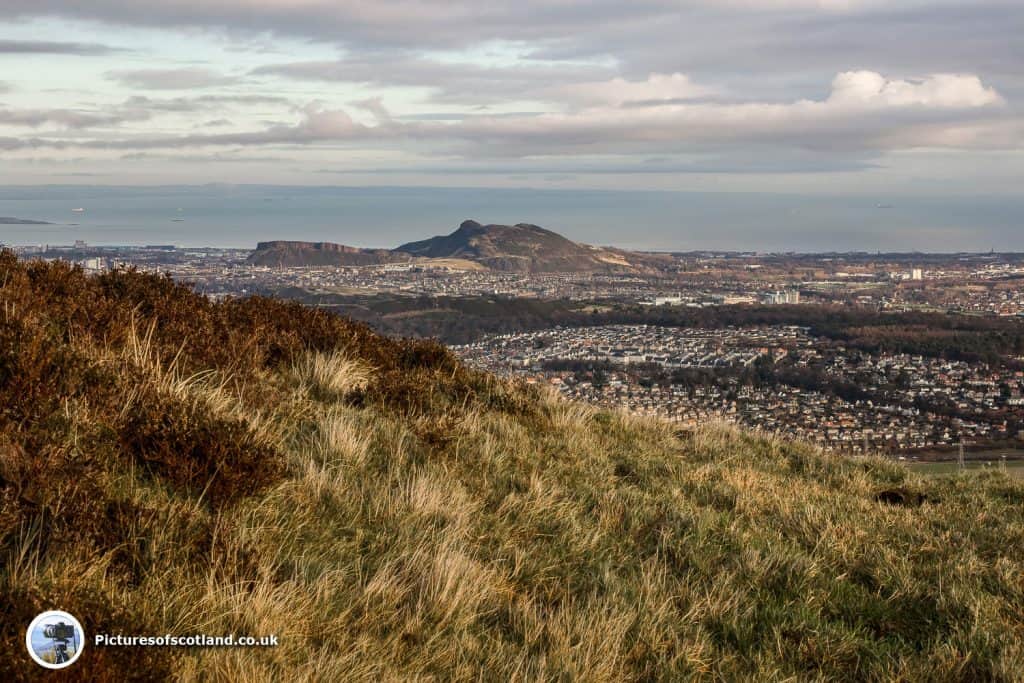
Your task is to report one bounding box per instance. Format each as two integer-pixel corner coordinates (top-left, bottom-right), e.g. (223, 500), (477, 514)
(907, 458), (1024, 478)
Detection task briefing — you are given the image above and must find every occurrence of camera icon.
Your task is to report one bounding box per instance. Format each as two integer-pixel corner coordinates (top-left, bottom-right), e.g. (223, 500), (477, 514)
(26, 610), (85, 669)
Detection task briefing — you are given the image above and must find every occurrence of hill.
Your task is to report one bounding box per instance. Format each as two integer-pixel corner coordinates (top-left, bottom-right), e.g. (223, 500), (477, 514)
(1, 251), (1023, 680)
(249, 221), (669, 272)
(247, 240), (407, 267)
(395, 219), (661, 272)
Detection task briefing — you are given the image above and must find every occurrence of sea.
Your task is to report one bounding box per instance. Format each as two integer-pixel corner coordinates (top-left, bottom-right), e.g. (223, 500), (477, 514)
(0, 185), (1021, 252)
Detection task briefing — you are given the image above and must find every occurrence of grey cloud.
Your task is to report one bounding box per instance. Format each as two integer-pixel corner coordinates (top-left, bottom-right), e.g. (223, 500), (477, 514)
(622, 97), (727, 109)
(121, 94), (292, 113)
(4, 2), (1022, 110)
(0, 1), (679, 50)
(107, 67), (240, 90)
(120, 151), (291, 163)
(0, 106), (150, 129)
(29, 71), (1010, 165)
(0, 1), (1018, 181)
(253, 57), (613, 105)
(0, 2), (1019, 86)
(314, 153), (879, 176)
(396, 112), (544, 121)
(84, 104), (390, 150)
(528, 3), (1024, 103)
(194, 94), (291, 106)
(350, 97), (392, 123)
(0, 39), (124, 55)
(0, 135), (61, 150)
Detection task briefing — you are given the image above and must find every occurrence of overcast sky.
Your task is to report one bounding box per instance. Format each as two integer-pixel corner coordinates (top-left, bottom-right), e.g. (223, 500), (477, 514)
(0, 1), (1021, 202)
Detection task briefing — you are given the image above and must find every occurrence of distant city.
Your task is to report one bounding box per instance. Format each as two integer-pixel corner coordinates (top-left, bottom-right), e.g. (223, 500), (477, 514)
(7, 239), (1023, 459)
(10, 240), (1024, 315)
(457, 325), (1024, 455)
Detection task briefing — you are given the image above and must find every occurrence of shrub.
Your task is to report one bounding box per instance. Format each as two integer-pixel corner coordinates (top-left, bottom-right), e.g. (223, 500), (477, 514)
(120, 393), (285, 508)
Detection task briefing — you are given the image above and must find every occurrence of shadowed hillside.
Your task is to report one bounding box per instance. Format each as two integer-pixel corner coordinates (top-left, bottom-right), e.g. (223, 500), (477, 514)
(1, 251), (1022, 681)
(247, 241), (408, 267)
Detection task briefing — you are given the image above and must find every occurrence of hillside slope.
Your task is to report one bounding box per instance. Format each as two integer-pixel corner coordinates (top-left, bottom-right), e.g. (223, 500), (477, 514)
(1, 252), (1022, 681)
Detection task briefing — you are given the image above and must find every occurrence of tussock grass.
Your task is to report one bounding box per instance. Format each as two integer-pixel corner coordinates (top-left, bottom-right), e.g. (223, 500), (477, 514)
(2, 253), (1023, 681)
(290, 350), (372, 401)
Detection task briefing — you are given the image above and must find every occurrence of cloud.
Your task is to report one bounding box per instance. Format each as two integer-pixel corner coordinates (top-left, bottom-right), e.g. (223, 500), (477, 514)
(0, 1), (988, 65)
(120, 94), (292, 113)
(827, 71), (1003, 108)
(0, 136), (26, 150)
(119, 150), (291, 163)
(254, 56), (613, 105)
(314, 151), (879, 176)
(5, 3), (1022, 105)
(0, 39), (123, 55)
(0, 0), (1018, 199)
(559, 73), (714, 107)
(84, 104), (383, 149)
(0, 106), (150, 129)
(106, 67), (240, 90)
(463, 71), (1008, 152)
(714, 0), (890, 9)
(350, 97), (392, 123)
(30, 70), (1006, 162)
(0, 135), (59, 151)
(0, 2), (671, 49)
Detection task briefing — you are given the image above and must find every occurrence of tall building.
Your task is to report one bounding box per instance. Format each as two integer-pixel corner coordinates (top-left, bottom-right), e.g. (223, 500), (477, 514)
(762, 290), (801, 305)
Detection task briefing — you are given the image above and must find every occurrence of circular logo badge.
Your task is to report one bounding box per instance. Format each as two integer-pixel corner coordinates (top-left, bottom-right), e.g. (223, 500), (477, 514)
(26, 610), (85, 669)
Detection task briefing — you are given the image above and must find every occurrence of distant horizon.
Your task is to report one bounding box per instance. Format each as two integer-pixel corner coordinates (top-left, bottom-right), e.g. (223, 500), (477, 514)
(1, 184), (1021, 253)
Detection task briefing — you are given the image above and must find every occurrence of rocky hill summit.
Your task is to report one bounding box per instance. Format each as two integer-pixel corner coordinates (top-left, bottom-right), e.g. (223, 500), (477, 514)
(396, 219), (658, 272)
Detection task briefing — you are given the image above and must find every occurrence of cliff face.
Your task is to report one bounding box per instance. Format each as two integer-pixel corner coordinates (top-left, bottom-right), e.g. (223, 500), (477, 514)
(248, 240), (406, 267)
(255, 241), (365, 253)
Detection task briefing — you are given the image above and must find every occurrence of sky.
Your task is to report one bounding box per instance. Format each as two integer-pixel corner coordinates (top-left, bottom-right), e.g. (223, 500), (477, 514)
(0, 1), (1021, 249)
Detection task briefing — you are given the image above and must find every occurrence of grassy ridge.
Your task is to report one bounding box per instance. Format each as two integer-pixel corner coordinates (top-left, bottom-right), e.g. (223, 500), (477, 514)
(1, 253), (1023, 681)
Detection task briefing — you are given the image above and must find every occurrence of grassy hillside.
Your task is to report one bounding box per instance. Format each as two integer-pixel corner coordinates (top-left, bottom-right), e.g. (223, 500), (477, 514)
(1, 252), (1022, 681)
